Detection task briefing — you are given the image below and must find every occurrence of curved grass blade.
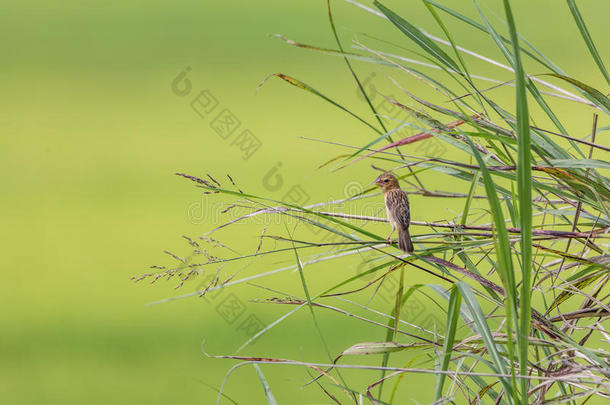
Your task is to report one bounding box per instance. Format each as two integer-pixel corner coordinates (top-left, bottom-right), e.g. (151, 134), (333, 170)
(259, 73), (382, 134)
(253, 364), (278, 405)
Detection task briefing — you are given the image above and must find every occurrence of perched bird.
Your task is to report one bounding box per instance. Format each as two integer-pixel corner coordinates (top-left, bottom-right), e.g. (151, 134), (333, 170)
(374, 173), (414, 253)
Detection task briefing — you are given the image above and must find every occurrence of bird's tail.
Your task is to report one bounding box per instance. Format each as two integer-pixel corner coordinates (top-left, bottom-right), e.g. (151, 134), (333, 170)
(398, 228), (414, 253)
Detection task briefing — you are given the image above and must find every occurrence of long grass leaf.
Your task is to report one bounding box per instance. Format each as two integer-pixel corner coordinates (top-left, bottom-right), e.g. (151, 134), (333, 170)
(377, 265), (406, 398)
(502, 1), (533, 403)
(289, 229), (355, 401)
(433, 285), (461, 402)
(456, 282), (514, 400)
(260, 73), (383, 133)
(463, 133), (518, 403)
(373, 1), (460, 72)
(566, 0), (610, 86)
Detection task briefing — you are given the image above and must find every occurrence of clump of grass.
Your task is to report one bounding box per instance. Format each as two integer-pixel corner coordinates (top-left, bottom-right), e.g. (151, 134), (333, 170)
(136, 1), (610, 403)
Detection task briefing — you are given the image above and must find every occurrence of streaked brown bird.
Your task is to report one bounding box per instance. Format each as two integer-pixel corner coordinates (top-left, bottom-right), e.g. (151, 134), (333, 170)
(374, 173), (414, 253)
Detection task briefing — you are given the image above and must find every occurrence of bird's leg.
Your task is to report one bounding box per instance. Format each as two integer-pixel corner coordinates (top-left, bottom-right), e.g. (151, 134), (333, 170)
(386, 228), (395, 242)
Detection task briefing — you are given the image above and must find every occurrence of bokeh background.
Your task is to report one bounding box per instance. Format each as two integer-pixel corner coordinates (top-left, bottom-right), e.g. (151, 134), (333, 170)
(2, 0), (608, 403)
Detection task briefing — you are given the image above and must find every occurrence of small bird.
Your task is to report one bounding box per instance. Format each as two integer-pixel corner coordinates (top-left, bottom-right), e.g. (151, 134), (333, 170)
(374, 173), (414, 253)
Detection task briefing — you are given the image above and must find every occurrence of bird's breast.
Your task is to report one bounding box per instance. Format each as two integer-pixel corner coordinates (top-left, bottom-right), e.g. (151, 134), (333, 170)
(384, 193), (398, 227)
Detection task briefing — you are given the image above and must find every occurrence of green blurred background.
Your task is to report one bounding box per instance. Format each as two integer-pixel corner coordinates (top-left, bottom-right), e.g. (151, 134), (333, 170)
(2, 0), (608, 403)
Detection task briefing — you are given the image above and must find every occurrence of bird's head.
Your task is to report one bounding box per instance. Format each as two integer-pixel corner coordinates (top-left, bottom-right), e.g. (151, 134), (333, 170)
(374, 173), (400, 192)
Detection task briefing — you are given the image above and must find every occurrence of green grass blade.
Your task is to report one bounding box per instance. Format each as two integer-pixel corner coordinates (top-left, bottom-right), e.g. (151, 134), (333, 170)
(433, 285), (461, 402)
(506, 182), (518, 228)
(463, 133), (518, 403)
(502, 1), (533, 403)
(422, 1), (488, 114)
(566, 0), (610, 86)
(377, 265), (406, 398)
(423, 0), (604, 112)
(373, 1), (461, 73)
(461, 141), (516, 297)
(327, 1), (391, 138)
(289, 229), (355, 402)
(473, 0), (569, 138)
(456, 282), (514, 400)
(460, 165), (482, 226)
(393, 266), (405, 336)
(423, 0), (556, 71)
(421, 1), (468, 76)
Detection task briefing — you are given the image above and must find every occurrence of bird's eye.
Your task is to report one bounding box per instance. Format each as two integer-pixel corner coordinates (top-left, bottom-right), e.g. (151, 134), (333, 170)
(383, 179), (389, 183)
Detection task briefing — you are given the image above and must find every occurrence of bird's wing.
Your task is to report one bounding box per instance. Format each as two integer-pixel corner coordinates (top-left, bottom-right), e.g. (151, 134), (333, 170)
(386, 189), (410, 229)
